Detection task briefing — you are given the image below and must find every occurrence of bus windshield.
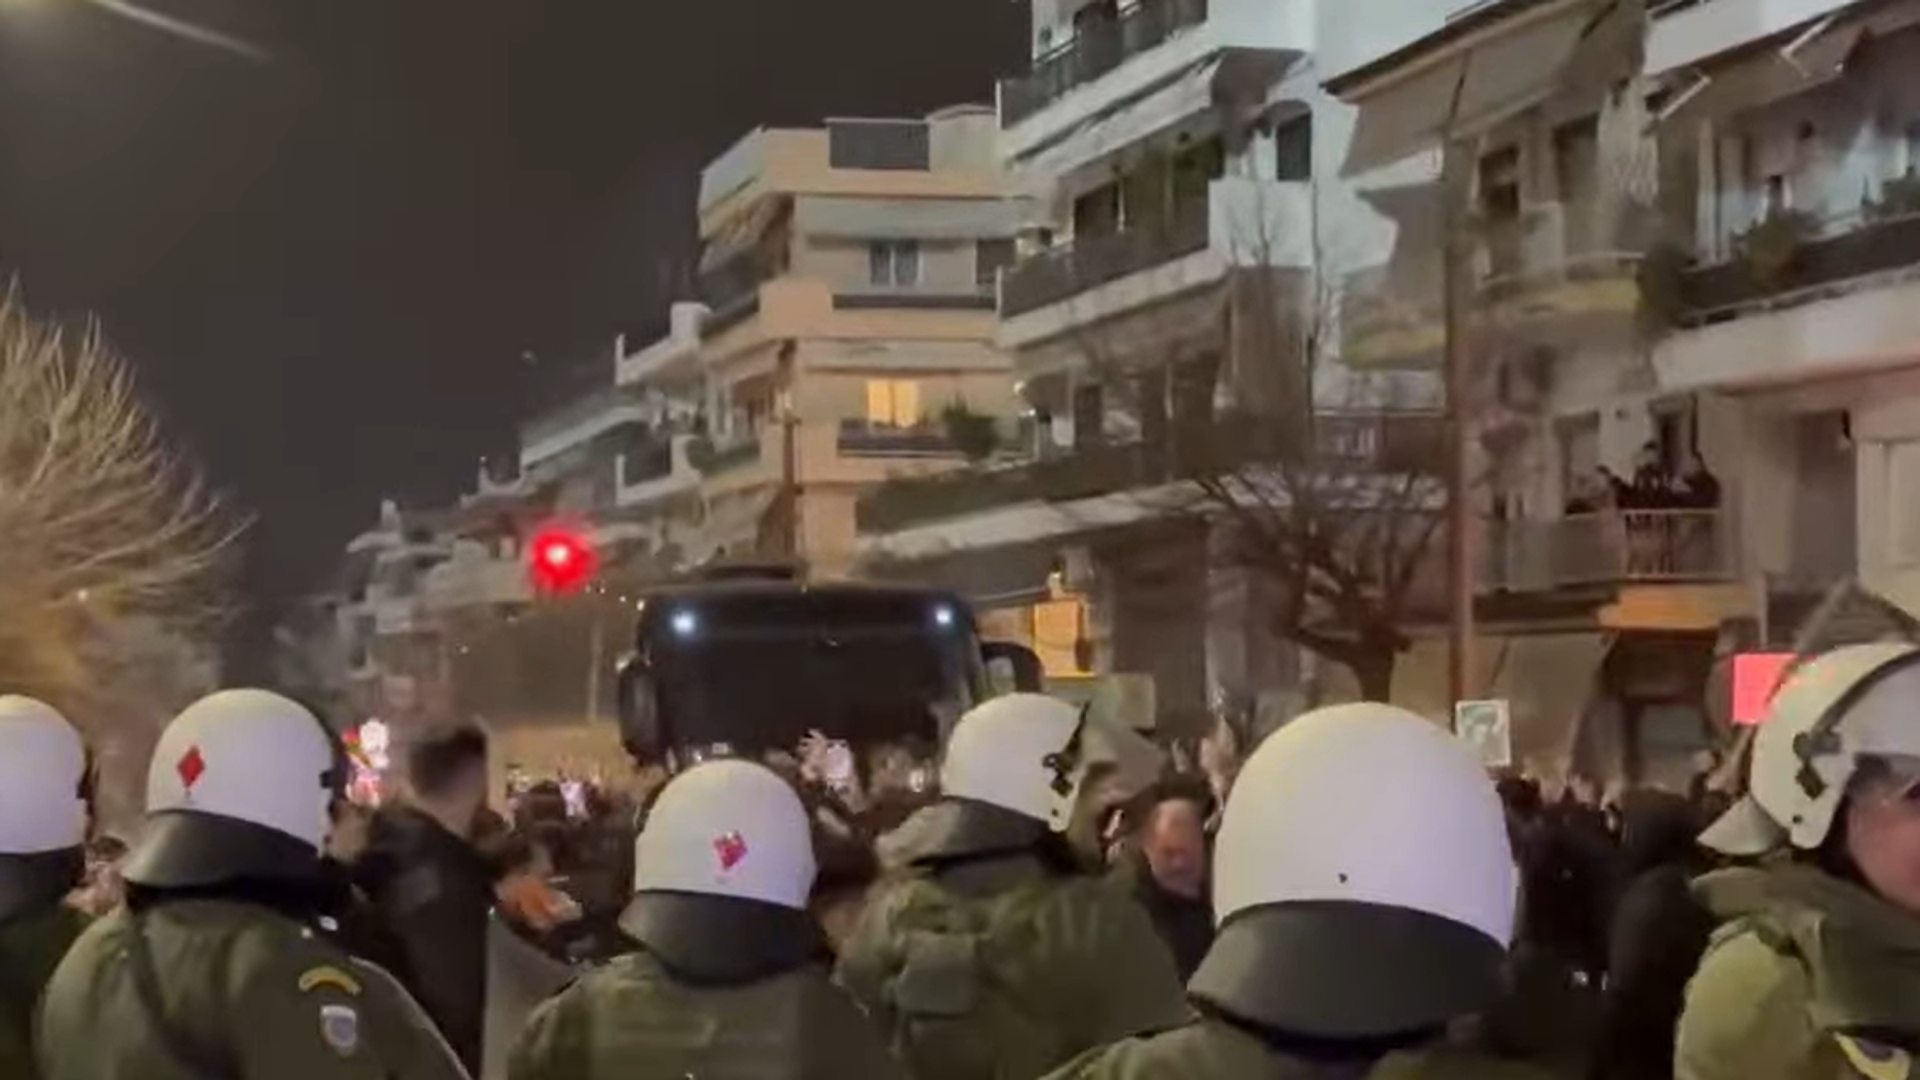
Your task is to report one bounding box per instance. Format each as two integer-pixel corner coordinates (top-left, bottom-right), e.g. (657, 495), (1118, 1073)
(638, 589), (982, 755)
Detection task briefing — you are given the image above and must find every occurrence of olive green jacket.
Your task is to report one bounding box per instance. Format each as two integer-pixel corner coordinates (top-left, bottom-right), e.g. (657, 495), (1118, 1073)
(836, 855), (1192, 1080)
(36, 899), (469, 1080)
(507, 950), (904, 1080)
(1677, 864), (1920, 1080)
(0, 903), (87, 1080)
(1041, 1017), (1559, 1080)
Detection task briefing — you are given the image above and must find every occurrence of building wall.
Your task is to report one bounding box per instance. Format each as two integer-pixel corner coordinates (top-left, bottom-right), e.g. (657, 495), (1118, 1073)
(798, 236), (993, 296)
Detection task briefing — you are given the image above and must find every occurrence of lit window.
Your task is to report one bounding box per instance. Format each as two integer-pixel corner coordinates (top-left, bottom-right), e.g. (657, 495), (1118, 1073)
(865, 379), (923, 427)
(868, 240), (921, 287)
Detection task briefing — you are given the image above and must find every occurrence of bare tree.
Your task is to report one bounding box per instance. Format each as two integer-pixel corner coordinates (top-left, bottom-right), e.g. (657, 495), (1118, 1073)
(0, 289), (243, 710)
(1185, 256), (1449, 704)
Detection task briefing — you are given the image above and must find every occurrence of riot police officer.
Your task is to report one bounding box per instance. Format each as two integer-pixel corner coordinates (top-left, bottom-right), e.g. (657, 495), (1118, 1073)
(0, 696), (92, 1080)
(1045, 702), (1544, 1080)
(36, 688), (470, 1080)
(1679, 643), (1920, 1080)
(836, 693), (1189, 1080)
(506, 757), (904, 1079)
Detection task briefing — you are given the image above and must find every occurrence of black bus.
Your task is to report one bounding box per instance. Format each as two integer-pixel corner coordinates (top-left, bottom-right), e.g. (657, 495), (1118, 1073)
(615, 567), (1041, 767)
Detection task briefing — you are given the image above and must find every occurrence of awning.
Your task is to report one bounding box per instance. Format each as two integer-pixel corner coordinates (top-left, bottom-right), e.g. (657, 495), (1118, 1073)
(860, 541), (1060, 610)
(1661, 18), (1867, 126)
(1018, 55), (1223, 192)
(696, 196), (787, 274)
(1341, 0), (1630, 176)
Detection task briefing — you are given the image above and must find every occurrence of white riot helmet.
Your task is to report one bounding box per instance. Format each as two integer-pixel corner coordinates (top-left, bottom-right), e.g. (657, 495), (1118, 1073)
(0, 696), (90, 856)
(904, 693), (1160, 862)
(1188, 702), (1517, 1040)
(621, 759), (827, 975)
(124, 689), (346, 890)
(1701, 643), (1920, 856)
(632, 757), (817, 908)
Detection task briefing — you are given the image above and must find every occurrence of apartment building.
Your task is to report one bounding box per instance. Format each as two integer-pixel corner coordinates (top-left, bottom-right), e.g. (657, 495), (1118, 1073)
(1318, 0), (1734, 783)
(847, 0), (1429, 735)
(1647, 0), (1920, 614)
(688, 106), (1025, 576)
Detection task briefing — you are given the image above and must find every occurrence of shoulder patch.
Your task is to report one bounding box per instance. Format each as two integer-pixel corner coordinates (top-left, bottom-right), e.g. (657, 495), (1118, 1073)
(319, 1003), (361, 1057)
(1836, 1033), (1911, 1080)
(298, 965), (363, 996)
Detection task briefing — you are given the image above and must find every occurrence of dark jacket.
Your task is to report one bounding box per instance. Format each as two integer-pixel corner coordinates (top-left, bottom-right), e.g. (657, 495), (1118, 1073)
(354, 806), (495, 1073)
(1589, 792), (1716, 1080)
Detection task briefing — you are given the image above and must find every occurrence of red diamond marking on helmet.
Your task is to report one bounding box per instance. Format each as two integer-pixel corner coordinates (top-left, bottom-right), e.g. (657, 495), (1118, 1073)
(176, 746), (206, 789)
(713, 831), (747, 871)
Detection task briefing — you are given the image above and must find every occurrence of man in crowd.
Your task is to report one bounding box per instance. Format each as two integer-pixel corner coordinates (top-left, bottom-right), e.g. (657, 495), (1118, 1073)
(355, 724), (495, 1074)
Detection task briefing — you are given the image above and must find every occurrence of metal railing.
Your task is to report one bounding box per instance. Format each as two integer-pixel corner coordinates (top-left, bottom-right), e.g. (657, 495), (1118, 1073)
(695, 434), (763, 476)
(827, 119), (931, 171)
(1001, 197), (1211, 317)
(998, 0), (1209, 127)
(854, 409), (1440, 533)
(1679, 210), (1920, 327)
(836, 420), (967, 458)
(619, 438), (676, 485)
(1479, 509), (1734, 592)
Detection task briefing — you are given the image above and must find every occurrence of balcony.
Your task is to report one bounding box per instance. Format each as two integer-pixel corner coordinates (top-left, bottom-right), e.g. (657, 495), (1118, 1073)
(1002, 198), (1212, 318)
(836, 420), (967, 459)
(855, 409), (1442, 535)
(693, 433), (763, 477)
(1000, 0), (1210, 127)
(1676, 210), (1920, 328)
(832, 286), (995, 311)
(1344, 200), (1643, 369)
(1480, 510), (1736, 593)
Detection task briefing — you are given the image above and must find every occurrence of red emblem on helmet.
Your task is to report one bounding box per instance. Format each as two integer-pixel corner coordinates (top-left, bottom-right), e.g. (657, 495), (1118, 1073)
(713, 831), (747, 871)
(176, 746), (207, 790)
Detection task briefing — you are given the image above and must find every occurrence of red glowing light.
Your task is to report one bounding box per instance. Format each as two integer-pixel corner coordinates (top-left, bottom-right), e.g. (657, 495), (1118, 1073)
(526, 527), (596, 595)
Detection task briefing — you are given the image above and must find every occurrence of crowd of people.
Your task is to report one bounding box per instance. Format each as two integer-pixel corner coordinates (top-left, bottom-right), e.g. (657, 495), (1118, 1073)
(4, 641), (1920, 1079)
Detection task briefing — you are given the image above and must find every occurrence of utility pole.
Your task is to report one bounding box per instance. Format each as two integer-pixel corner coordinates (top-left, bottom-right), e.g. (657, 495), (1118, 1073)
(1441, 70), (1476, 712)
(778, 341), (802, 564)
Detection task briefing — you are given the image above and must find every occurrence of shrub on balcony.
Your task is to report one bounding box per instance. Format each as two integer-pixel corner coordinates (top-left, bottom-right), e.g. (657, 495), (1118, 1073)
(1733, 210), (1817, 289)
(1634, 241), (1691, 334)
(685, 435), (715, 471)
(940, 401), (999, 463)
(1867, 174), (1920, 222)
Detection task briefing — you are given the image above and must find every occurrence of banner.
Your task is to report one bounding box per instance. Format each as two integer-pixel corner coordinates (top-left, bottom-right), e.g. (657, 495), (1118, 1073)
(1453, 699), (1513, 769)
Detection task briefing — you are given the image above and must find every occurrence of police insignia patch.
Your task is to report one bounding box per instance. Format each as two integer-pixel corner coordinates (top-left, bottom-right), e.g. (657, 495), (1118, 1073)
(1836, 1033), (1911, 1080)
(298, 965), (362, 996)
(319, 1003), (361, 1057)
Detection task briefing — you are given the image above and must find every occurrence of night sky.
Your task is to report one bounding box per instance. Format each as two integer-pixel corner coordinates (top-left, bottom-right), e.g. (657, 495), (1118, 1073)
(0, 0), (1024, 675)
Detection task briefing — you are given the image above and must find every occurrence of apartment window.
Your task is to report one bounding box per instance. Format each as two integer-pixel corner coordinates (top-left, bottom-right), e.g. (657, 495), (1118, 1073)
(868, 240), (921, 287)
(975, 239), (1016, 289)
(1764, 174), (1790, 216)
(1073, 185), (1122, 239)
(865, 379), (923, 428)
(1480, 147), (1522, 274)
(1275, 114), (1313, 181)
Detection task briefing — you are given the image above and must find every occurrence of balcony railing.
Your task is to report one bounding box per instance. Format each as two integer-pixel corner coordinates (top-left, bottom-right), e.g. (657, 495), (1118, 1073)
(1677, 210), (1920, 326)
(620, 438), (676, 485)
(1001, 198), (1212, 317)
(693, 433), (762, 476)
(836, 420), (967, 458)
(999, 0), (1209, 127)
(826, 119), (930, 171)
(855, 409), (1441, 533)
(1479, 509), (1735, 592)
